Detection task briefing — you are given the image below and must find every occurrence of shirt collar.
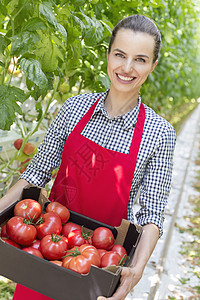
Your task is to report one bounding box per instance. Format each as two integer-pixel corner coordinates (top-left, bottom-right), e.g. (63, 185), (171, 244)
(92, 91), (142, 130)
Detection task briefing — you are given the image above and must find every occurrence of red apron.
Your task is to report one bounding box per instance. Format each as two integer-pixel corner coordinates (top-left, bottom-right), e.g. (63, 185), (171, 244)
(13, 97), (145, 300)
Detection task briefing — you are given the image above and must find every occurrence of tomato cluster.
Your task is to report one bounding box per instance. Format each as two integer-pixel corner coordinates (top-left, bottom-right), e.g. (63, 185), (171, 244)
(0, 199), (128, 274)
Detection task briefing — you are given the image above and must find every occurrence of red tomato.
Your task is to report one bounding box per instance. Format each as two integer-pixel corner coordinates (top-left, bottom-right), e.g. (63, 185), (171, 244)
(46, 202), (70, 224)
(14, 138), (23, 150)
(1, 224), (9, 238)
(92, 227), (115, 250)
(61, 236), (68, 246)
(62, 244), (100, 274)
(1, 237), (21, 249)
(61, 222), (81, 238)
(29, 239), (41, 250)
(97, 248), (108, 259)
(14, 199), (42, 221)
(6, 216), (37, 246)
(111, 244), (127, 260)
(22, 246), (44, 258)
(23, 143), (35, 155)
(40, 234), (68, 260)
(68, 229), (92, 249)
(100, 251), (121, 268)
(36, 212), (62, 240)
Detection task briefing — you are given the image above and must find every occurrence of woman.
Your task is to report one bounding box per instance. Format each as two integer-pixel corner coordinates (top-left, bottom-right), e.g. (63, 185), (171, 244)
(0, 15), (176, 300)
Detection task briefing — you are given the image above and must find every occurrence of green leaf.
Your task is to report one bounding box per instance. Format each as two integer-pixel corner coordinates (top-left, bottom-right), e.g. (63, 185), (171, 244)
(9, 0), (34, 29)
(83, 15), (104, 46)
(55, 23), (67, 41)
(22, 17), (47, 32)
(16, 151), (29, 162)
(72, 0), (86, 6)
(99, 20), (112, 34)
(98, 72), (110, 89)
(26, 77), (34, 90)
(39, 1), (56, 23)
(20, 58), (48, 91)
(34, 32), (64, 72)
(39, 2), (67, 40)
(46, 72), (54, 91)
(0, 34), (10, 53)
(0, 2), (8, 16)
(52, 35), (66, 51)
(10, 31), (40, 56)
(0, 85), (26, 130)
(71, 14), (86, 30)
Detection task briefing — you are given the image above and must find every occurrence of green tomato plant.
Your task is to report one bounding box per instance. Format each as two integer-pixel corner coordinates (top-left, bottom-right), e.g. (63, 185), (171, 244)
(0, 0), (112, 196)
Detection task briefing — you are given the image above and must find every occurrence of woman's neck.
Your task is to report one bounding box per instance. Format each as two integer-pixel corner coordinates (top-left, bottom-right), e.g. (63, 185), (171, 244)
(105, 90), (139, 118)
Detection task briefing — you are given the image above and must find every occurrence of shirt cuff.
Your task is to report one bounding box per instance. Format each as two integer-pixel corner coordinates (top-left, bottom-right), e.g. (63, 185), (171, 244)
(19, 165), (52, 188)
(135, 210), (164, 238)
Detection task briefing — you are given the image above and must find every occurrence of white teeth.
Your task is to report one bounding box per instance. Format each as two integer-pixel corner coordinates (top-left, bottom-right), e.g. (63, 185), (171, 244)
(117, 74), (134, 81)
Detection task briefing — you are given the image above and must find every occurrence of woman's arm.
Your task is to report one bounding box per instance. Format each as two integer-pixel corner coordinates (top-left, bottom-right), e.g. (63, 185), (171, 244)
(0, 179), (29, 213)
(97, 223), (159, 300)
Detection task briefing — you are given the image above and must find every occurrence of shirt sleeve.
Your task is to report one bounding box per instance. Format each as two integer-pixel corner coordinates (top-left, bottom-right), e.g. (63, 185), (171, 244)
(135, 124), (176, 237)
(20, 99), (72, 187)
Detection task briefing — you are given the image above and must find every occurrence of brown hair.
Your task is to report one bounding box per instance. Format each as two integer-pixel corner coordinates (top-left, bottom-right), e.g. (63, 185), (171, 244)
(108, 15), (161, 63)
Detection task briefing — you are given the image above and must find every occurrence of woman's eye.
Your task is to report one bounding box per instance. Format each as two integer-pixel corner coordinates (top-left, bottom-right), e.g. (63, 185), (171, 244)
(136, 58), (145, 63)
(115, 53), (125, 58)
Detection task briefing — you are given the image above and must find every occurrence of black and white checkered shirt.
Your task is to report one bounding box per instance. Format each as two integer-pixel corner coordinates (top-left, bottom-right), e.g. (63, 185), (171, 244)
(21, 91), (176, 236)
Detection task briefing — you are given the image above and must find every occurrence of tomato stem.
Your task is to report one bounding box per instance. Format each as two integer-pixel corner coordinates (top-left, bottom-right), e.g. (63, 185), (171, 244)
(23, 218), (34, 225)
(81, 225), (92, 240)
(26, 213), (37, 223)
(63, 247), (81, 258)
(119, 254), (128, 266)
(51, 234), (63, 243)
(35, 216), (44, 225)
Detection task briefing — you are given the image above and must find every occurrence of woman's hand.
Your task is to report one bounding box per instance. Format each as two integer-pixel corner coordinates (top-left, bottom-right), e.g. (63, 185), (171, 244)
(97, 223), (160, 300)
(97, 265), (143, 300)
(0, 179), (29, 213)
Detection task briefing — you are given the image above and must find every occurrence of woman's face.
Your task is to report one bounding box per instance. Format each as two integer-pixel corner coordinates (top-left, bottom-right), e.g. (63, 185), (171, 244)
(107, 29), (158, 98)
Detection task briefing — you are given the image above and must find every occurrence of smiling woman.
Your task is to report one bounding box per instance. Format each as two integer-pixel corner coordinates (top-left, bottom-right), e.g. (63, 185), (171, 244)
(106, 30), (158, 117)
(1, 14), (176, 300)
(105, 15), (161, 118)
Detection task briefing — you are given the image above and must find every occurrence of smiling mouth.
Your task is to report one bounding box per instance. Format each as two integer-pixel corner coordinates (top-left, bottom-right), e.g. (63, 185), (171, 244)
(117, 74), (136, 81)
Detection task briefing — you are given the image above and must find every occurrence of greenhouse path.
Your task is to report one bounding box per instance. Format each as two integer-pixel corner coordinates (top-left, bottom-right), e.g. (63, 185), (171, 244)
(127, 103), (200, 300)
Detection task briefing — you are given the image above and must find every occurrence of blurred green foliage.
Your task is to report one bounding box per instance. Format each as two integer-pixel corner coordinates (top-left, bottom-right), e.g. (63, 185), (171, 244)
(0, 0), (199, 130)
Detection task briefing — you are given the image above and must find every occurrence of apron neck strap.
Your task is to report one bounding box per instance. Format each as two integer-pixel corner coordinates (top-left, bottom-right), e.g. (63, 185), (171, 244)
(129, 102), (145, 158)
(74, 97), (101, 133)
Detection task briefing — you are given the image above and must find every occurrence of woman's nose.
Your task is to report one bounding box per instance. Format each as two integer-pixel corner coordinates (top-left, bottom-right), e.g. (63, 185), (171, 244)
(122, 60), (134, 73)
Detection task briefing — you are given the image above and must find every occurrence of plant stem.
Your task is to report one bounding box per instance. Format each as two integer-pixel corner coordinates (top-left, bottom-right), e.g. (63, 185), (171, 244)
(0, 76), (60, 174)
(78, 79), (83, 95)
